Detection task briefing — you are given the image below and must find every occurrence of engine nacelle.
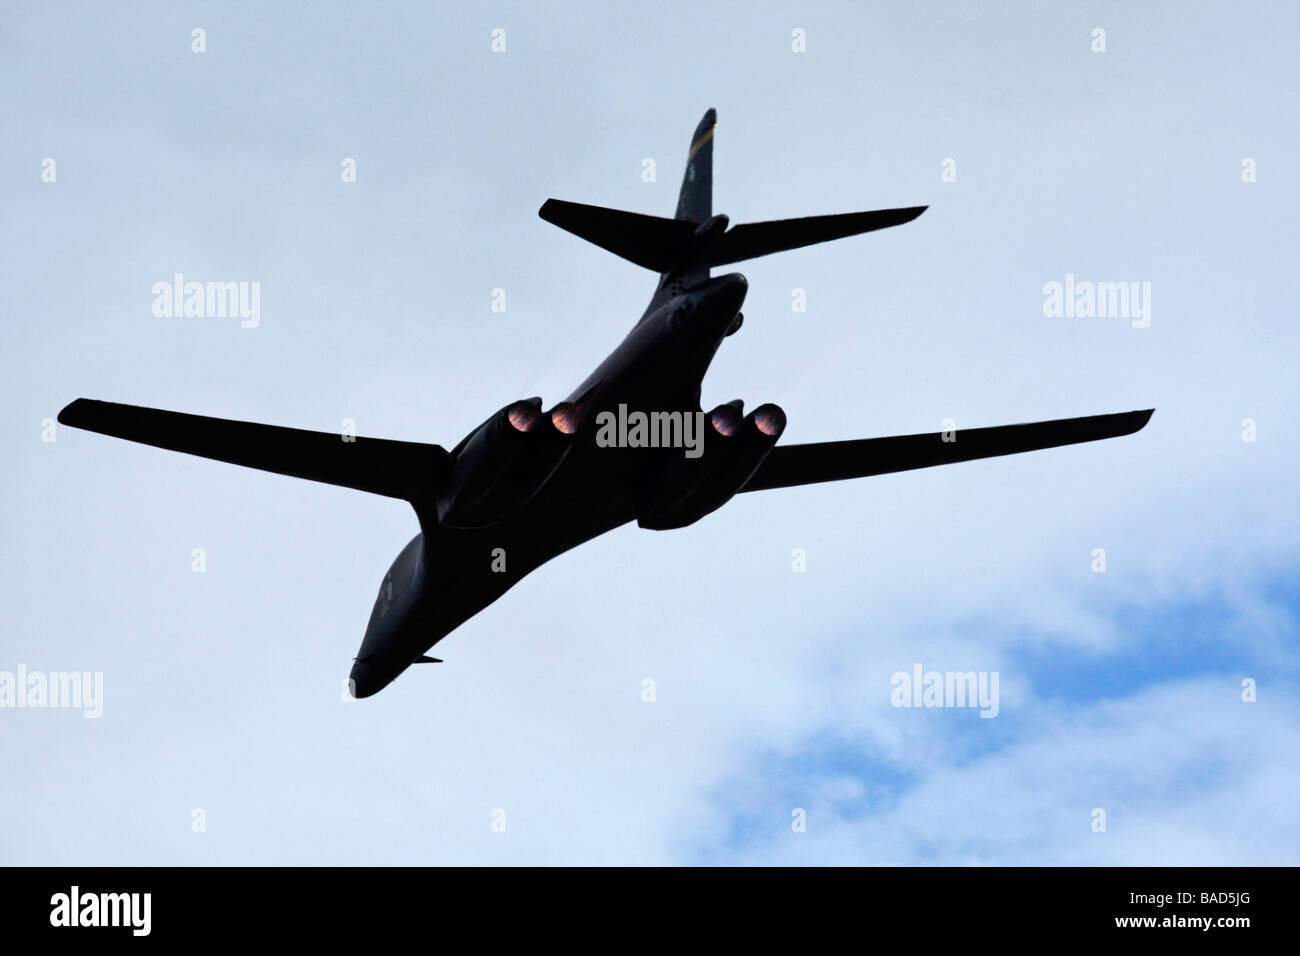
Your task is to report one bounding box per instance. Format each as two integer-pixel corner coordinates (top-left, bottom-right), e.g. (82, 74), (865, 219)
(638, 402), (786, 530)
(436, 399), (573, 529)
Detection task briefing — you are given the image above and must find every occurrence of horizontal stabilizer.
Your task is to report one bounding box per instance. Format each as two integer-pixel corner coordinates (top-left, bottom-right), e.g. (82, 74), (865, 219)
(541, 198), (927, 273)
(539, 199), (693, 272)
(413, 655), (443, 664)
(709, 206), (927, 266)
(742, 409), (1153, 492)
(58, 398), (450, 501)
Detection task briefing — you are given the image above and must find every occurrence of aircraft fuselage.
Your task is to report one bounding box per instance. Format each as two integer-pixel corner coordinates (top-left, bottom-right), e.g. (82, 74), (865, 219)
(347, 272), (750, 697)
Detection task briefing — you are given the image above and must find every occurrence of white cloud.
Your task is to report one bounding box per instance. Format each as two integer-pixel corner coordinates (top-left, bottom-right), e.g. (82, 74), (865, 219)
(692, 678), (1300, 865)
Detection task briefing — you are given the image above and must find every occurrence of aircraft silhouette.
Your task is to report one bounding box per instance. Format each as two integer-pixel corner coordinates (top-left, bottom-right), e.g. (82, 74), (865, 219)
(59, 109), (1152, 698)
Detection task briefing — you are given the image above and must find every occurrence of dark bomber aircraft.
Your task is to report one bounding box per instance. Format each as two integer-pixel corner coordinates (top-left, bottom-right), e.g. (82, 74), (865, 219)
(59, 110), (1153, 698)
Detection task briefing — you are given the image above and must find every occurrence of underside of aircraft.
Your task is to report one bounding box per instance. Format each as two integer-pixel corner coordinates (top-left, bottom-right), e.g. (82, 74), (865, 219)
(58, 109), (1153, 697)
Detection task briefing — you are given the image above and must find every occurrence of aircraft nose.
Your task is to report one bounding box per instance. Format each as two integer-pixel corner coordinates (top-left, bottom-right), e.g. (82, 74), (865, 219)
(348, 660), (377, 699)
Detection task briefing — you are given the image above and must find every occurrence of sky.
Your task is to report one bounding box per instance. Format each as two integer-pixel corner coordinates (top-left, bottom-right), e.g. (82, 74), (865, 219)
(2, 1), (1297, 865)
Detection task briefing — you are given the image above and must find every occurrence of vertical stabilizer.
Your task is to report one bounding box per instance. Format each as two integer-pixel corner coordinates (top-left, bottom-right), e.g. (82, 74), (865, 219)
(675, 108), (715, 224)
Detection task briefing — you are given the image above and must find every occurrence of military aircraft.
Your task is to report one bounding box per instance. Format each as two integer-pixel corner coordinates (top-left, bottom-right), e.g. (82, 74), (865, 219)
(59, 109), (1152, 698)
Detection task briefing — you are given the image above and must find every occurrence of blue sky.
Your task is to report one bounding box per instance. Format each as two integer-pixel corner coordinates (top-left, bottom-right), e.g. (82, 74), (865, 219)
(2, 1), (1297, 864)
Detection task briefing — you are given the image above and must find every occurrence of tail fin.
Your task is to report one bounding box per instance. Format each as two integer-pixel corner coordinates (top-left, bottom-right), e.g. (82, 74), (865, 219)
(539, 108), (926, 273)
(537, 109), (717, 273)
(675, 108), (715, 223)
